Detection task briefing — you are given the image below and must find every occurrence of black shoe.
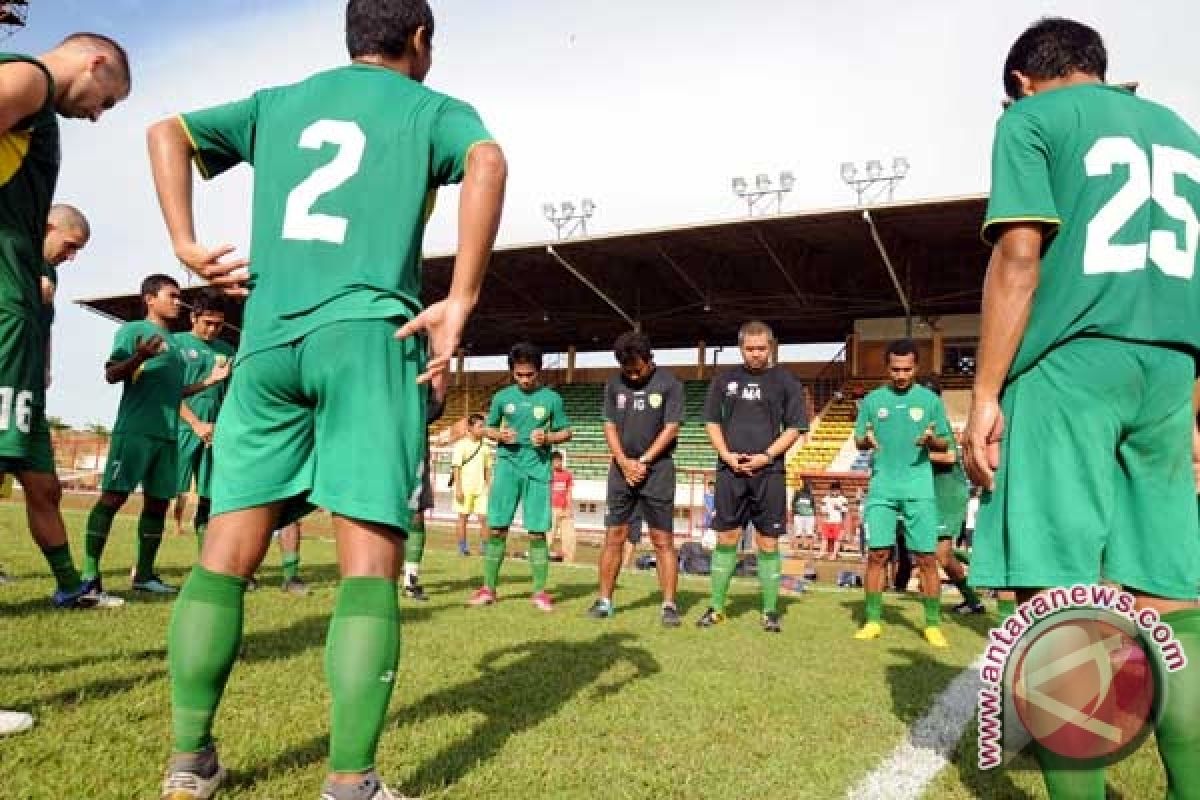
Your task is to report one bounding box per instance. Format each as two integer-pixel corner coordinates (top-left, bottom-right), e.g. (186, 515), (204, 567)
(696, 607), (726, 628)
(762, 611), (782, 633)
(661, 604), (681, 628)
(404, 578), (428, 602)
(954, 600), (986, 615)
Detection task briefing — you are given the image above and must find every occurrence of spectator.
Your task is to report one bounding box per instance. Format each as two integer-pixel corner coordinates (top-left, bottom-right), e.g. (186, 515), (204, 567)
(701, 480), (716, 535)
(819, 482), (849, 561)
(549, 451), (576, 563)
(791, 479), (817, 557)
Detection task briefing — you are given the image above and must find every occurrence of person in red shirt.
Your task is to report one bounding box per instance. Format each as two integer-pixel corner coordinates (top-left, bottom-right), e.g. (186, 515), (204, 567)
(549, 452), (576, 563)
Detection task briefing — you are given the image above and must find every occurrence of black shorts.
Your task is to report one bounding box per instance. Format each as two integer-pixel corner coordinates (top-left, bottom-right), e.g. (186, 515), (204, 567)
(713, 468), (787, 537)
(604, 459), (675, 533)
(417, 447), (434, 513)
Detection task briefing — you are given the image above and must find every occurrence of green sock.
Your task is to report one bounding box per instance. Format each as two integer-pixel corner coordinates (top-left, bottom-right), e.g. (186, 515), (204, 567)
(1157, 609), (1200, 800)
(40, 543), (82, 593)
(710, 544), (738, 612)
(483, 536), (505, 590)
(134, 512), (166, 581)
(168, 567), (247, 753)
(1032, 742), (1104, 800)
(281, 553), (300, 583)
(83, 503), (117, 579)
(404, 522), (426, 567)
(326, 577), (400, 773)
(757, 550), (781, 613)
(865, 591), (883, 623)
(528, 536), (549, 593)
(998, 598), (1017, 618)
(923, 596), (941, 627)
(953, 579), (981, 607)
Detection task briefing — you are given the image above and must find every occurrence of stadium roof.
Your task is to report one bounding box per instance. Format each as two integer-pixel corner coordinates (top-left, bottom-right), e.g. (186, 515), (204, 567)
(77, 193), (989, 353)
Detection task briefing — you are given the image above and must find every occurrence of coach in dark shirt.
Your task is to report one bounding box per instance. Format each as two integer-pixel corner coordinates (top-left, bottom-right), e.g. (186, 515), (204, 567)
(588, 331), (685, 627)
(699, 320), (807, 633)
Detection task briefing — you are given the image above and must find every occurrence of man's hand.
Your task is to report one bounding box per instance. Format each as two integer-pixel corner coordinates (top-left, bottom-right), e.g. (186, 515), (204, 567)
(721, 451), (743, 472)
(455, 487), (465, 505)
(497, 428), (517, 445)
(396, 296), (474, 404)
(620, 457), (647, 487)
(915, 424), (937, 449)
(739, 453), (771, 475)
(964, 395), (1005, 490)
(530, 428), (547, 448)
(175, 242), (249, 298)
(192, 420), (215, 446)
(205, 358), (231, 386)
(135, 334), (167, 361)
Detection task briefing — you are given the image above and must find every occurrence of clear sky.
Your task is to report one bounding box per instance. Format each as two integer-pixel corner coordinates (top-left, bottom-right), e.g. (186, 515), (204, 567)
(9, 0), (1200, 425)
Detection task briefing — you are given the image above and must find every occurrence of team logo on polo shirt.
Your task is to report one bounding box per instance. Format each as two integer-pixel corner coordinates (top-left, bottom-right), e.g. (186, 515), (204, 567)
(649, 393), (663, 409)
(533, 406), (547, 420)
(909, 407), (925, 422)
(504, 403), (516, 415)
(877, 407), (889, 419)
(616, 393), (627, 410)
(186, 349), (199, 360)
(726, 381), (739, 396)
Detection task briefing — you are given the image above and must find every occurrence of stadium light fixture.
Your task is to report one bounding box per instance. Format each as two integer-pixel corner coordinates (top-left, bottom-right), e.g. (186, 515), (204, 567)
(542, 198), (597, 239)
(729, 169), (796, 217)
(841, 156), (910, 206)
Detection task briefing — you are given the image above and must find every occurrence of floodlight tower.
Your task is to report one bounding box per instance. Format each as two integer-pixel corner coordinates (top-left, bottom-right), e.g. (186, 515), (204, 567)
(542, 198), (596, 239)
(731, 170), (795, 216)
(840, 157), (909, 205)
(0, 1), (29, 39)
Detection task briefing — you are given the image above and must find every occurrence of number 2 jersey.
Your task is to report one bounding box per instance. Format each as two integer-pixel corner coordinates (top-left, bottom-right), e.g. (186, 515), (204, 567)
(983, 83), (1200, 381)
(179, 64), (493, 361)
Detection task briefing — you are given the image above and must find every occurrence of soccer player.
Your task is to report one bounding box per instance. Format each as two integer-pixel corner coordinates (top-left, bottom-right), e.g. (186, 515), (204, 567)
(0, 35), (130, 616)
(171, 289), (234, 545)
(81, 275), (228, 596)
(852, 339), (952, 648)
(921, 380), (984, 615)
(963, 18), (1200, 798)
(588, 331), (684, 625)
(469, 342), (572, 611)
(790, 478), (816, 557)
(146, 0), (506, 795)
(697, 320), (807, 633)
(402, 386), (444, 602)
(450, 412), (491, 556)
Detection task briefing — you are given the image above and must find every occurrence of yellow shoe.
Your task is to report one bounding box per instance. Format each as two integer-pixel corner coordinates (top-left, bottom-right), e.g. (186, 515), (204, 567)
(924, 626), (949, 649)
(854, 621), (883, 640)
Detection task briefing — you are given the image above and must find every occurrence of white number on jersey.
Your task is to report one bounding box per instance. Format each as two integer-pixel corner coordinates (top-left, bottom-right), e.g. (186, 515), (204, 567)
(281, 119), (367, 245)
(0, 387), (34, 434)
(1084, 136), (1200, 277)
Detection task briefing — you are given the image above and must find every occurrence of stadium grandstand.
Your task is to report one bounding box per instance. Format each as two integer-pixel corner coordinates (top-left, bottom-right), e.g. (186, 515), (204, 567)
(77, 193), (988, 545)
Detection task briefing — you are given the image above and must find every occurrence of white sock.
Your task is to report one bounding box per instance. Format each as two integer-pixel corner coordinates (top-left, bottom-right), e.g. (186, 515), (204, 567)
(403, 562), (419, 583)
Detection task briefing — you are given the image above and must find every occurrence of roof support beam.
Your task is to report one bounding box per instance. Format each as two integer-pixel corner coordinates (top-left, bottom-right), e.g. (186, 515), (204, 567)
(861, 210), (912, 330)
(753, 227), (809, 307)
(545, 245), (639, 331)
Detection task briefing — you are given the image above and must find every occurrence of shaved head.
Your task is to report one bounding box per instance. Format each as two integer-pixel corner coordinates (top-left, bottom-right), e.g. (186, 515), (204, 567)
(48, 204), (90, 238)
(59, 32), (131, 88)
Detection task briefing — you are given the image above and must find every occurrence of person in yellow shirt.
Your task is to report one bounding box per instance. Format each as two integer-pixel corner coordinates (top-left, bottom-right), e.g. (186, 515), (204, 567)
(451, 413), (492, 556)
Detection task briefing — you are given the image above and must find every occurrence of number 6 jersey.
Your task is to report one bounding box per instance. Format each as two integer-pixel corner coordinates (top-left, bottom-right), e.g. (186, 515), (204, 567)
(983, 82), (1200, 381)
(179, 64), (493, 362)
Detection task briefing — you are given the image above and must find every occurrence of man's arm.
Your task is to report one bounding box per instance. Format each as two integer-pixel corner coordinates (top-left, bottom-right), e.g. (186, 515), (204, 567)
(0, 61), (48, 137)
(963, 223), (1043, 488)
(705, 422), (740, 471)
(105, 334), (165, 384)
(146, 117), (249, 294)
(854, 397), (877, 450)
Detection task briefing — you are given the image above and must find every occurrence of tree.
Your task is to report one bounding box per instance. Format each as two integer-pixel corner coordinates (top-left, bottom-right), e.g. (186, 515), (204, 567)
(46, 415), (71, 432)
(85, 422), (111, 439)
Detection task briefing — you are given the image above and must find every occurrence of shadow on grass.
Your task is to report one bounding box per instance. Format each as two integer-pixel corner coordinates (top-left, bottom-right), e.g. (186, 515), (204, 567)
(836, 596), (924, 636)
(232, 631), (660, 794)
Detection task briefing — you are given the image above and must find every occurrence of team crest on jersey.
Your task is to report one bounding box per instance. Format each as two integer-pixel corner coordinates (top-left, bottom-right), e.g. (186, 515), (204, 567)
(616, 394), (627, 410)
(909, 408), (925, 422)
(726, 382), (739, 396)
(533, 406), (547, 420)
(186, 349), (199, 360)
(877, 407), (889, 420)
(504, 403), (516, 415)
(649, 393), (663, 409)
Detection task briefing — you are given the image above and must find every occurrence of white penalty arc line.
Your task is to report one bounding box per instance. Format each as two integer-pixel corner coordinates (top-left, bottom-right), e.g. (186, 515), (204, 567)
(846, 655), (984, 800)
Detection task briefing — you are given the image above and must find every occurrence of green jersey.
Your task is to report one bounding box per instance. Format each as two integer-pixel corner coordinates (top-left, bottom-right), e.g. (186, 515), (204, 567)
(0, 54), (59, 322)
(984, 83), (1200, 380)
(486, 385), (570, 479)
(109, 320), (186, 440)
(932, 436), (969, 513)
(179, 64), (493, 361)
(175, 332), (234, 424)
(854, 384), (951, 500)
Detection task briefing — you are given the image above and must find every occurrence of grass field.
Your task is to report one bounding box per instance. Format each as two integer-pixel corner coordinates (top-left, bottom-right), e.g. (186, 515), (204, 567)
(0, 497), (1171, 799)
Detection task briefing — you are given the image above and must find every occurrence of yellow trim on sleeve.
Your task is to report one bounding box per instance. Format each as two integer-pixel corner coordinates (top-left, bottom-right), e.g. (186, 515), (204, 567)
(176, 114), (211, 181)
(980, 215), (1061, 246)
(463, 139), (497, 164)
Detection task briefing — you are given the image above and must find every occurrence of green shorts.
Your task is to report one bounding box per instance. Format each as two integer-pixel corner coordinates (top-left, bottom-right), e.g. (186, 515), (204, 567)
(102, 432), (179, 500)
(176, 431), (214, 498)
(864, 497), (938, 553)
(487, 458), (551, 533)
(970, 338), (1200, 600)
(0, 310), (53, 474)
(937, 494), (968, 540)
(210, 319), (424, 531)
